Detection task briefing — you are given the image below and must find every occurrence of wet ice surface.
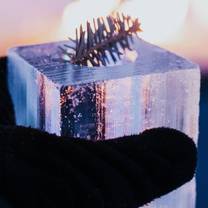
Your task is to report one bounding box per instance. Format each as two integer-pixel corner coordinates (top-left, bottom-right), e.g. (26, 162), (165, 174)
(8, 38), (200, 208)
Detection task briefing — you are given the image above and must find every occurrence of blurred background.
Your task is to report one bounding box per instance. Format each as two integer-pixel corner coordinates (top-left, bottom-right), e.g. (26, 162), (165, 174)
(0, 0), (207, 208)
(0, 0), (207, 72)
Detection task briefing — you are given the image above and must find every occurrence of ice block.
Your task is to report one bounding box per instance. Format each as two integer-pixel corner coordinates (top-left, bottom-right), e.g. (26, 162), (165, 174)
(8, 38), (200, 208)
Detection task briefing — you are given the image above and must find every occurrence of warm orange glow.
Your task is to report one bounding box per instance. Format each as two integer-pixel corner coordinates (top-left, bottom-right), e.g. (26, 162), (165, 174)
(125, 50), (138, 62)
(0, 0), (207, 68)
(58, 0), (120, 39)
(60, 86), (74, 106)
(58, 0), (189, 44)
(117, 0), (190, 44)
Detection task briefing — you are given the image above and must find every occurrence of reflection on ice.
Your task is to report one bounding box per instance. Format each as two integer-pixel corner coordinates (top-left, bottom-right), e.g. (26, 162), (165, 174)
(8, 38), (200, 208)
(58, 70), (199, 143)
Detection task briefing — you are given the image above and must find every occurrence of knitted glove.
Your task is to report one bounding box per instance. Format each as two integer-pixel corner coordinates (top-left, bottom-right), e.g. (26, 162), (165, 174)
(0, 126), (197, 208)
(0, 57), (197, 208)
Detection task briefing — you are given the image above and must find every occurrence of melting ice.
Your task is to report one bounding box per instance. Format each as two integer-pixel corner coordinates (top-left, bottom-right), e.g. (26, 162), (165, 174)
(8, 38), (200, 208)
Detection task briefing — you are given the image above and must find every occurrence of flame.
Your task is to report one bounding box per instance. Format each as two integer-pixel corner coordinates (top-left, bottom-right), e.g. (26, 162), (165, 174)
(58, 0), (120, 39)
(58, 0), (190, 44)
(117, 0), (190, 44)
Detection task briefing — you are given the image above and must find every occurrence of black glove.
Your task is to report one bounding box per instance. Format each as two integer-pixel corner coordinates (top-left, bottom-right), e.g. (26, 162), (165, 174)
(0, 126), (197, 208)
(0, 57), (197, 208)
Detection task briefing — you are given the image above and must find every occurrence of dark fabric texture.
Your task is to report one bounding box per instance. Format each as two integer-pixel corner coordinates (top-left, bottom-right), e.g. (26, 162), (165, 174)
(0, 57), (15, 126)
(0, 126), (197, 208)
(0, 57), (197, 208)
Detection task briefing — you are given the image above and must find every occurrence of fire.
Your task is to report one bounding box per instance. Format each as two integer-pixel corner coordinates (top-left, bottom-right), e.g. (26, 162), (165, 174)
(58, 0), (120, 39)
(117, 0), (190, 44)
(58, 0), (189, 44)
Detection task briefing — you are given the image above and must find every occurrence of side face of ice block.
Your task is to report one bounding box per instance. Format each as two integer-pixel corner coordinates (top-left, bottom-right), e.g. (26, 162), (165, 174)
(8, 38), (200, 208)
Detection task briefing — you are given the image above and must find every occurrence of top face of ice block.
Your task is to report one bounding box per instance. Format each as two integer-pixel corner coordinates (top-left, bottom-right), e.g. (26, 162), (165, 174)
(8, 38), (198, 86)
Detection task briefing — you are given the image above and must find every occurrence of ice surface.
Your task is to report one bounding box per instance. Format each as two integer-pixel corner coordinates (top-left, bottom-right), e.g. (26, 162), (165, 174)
(8, 38), (200, 208)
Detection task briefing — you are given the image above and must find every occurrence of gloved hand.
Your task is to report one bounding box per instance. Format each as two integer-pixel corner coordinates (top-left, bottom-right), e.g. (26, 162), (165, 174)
(0, 58), (197, 208)
(0, 126), (197, 208)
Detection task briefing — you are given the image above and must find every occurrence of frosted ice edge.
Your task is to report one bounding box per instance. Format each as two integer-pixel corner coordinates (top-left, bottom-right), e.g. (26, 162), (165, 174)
(9, 39), (198, 86)
(8, 38), (200, 208)
(8, 51), (62, 135)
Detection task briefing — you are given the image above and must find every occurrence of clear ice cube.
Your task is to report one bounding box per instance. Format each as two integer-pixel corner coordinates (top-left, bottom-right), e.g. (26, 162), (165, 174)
(8, 38), (200, 208)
